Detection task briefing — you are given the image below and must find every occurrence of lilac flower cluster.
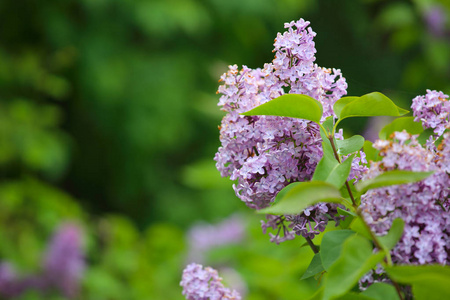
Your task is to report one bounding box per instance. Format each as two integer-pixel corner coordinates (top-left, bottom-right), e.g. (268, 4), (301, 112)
(180, 263), (241, 300)
(215, 19), (350, 243)
(0, 223), (85, 299)
(360, 131), (450, 266)
(411, 89), (450, 136)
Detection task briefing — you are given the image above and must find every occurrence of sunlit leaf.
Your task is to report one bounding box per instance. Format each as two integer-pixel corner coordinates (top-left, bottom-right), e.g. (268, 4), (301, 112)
(241, 94), (323, 123)
(313, 154), (355, 188)
(336, 92), (408, 121)
(257, 181), (341, 215)
(336, 135), (365, 155)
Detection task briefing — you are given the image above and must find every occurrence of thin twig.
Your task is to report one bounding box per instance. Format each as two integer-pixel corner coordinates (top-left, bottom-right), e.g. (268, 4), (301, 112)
(305, 236), (319, 254)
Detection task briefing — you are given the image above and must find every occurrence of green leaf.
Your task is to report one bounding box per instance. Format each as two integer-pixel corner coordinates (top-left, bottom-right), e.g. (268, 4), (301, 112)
(320, 230), (355, 271)
(301, 253), (325, 280)
(334, 96), (358, 119)
(337, 207), (357, 217)
(378, 218), (404, 251)
(385, 265), (450, 300)
(319, 123), (335, 160)
(322, 116), (334, 134)
(361, 282), (400, 300)
(323, 235), (386, 300)
(336, 135), (365, 155)
(363, 140), (380, 163)
(312, 154), (355, 189)
(335, 292), (376, 300)
(241, 94), (323, 123)
(350, 217), (372, 241)
(307, 287), (324, 300)
(378, 116), (424, 140)
(337, 207), (356, 229)
(396, 106), (409, 116)
(257, 181), (341, 215)
(356, 170), (434, 194)
(337, 92), (408, 121)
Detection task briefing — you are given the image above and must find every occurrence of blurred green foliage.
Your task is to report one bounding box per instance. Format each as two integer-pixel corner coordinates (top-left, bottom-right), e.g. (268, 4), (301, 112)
(0, 0), (449, 299)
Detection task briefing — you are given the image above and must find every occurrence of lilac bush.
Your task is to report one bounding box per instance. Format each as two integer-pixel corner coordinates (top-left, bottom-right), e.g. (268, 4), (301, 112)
(182, 17), (450, 300)
(214, 19), (353, 243)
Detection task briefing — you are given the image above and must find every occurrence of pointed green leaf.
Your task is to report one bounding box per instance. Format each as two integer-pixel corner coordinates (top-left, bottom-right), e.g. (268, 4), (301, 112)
(334, 96), (359, 119)
(335, 153), (355, 187)
(312, 153), (339, 182)
(319, 123), (335, 160)
(320, 230), (355, 271)
(385, 265), (450, 300)
(336, 135), (365, 155)
(379, 116), (424, 140)
(337, 207), (357, 217)
(323, 235), (386, 300)
(338, 92), (408, 121)
(301, 253), (325, 280)
(257, 181), (341, 215)
(241, 94), (323, 123)
(361, 282), (400, 300)
(378, 218), (404, 251)
(356, 170), (434, 194)
(396, 106), (409, 115)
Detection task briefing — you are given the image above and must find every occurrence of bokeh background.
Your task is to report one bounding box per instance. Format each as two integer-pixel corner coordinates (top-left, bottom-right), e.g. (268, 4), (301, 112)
(0, 0), (449, 299)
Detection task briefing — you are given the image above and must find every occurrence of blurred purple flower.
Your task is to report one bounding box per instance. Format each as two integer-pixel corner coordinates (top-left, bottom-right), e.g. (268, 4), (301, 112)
(0, 263), (20, 298)
(0, 223), (85, 298)
(43, 223), (85, 298)
(187, 214), (246, 263)
(424, 6), (447, 37)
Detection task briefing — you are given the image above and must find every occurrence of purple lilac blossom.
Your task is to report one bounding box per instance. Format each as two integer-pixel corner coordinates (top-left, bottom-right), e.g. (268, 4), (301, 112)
(44, 223), (85, 298)
(215, 19), (360, 243)
(187, 214), (246, 263)
(359, 130), (450, 289)
(180, 263), (241, 300)
(411, 89), (450, 137)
